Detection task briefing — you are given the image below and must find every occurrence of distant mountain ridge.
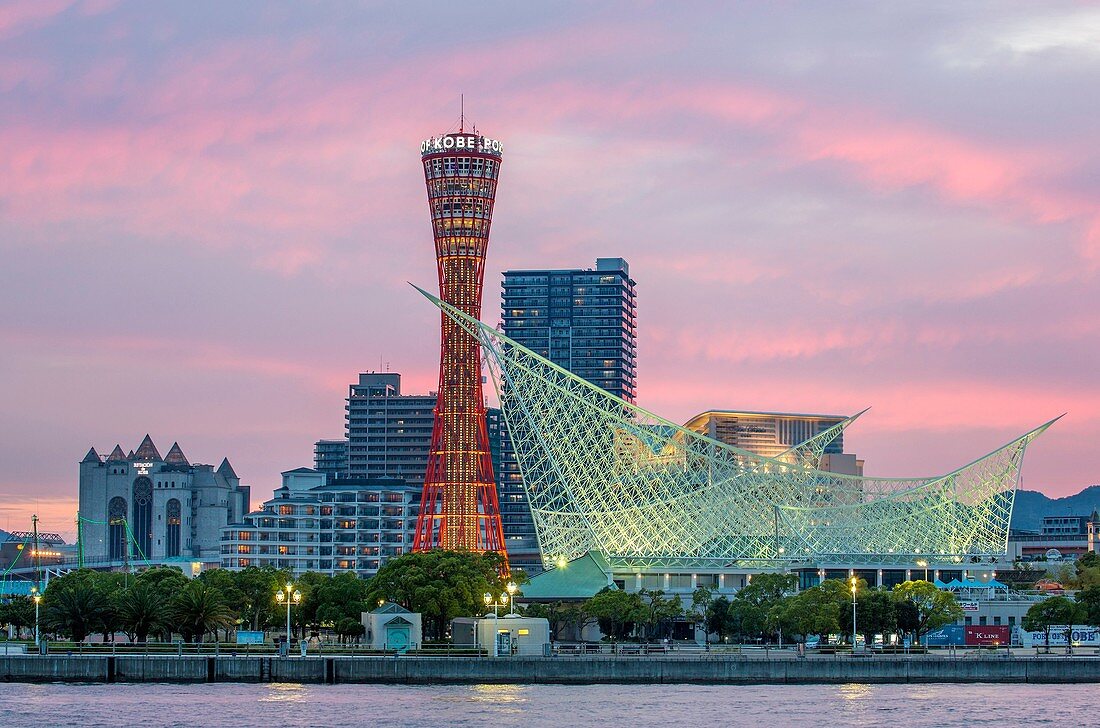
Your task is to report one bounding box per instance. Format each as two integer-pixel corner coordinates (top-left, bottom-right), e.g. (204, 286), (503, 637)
(1011, 485), (1100, 532)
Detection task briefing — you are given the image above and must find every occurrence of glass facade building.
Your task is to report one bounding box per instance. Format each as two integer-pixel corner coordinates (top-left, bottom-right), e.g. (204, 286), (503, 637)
(501, 257), (637, 402)
(499, 257), (638, 572)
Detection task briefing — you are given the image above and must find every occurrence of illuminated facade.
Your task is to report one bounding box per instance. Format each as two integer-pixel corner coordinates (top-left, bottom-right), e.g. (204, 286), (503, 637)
(501, 257), (637, 402)
(413, 131), (507, 558)
(499, 257), (638, 571)
(683, 410), (864, 475)
(220, 470), (418, 577)
(416, 285), (1055, 574)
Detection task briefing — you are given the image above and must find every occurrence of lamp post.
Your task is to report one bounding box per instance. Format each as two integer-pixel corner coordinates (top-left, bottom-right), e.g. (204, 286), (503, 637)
(30, 585), (41, 647)
(850, 576), (858, 651)
(916, 559), (928, 582)
(483, 590), (510, 618)
(505, 581), (518, 613)
(275, 581), (301, 651)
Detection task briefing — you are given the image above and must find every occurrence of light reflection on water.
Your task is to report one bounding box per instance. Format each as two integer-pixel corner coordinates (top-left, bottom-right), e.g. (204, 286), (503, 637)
(0, 682), (1082, 727)
(258, 682), (309, 704)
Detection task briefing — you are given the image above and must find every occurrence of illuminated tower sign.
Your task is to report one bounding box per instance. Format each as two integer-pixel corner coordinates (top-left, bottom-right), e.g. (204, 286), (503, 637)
(412, 129), (507, 563)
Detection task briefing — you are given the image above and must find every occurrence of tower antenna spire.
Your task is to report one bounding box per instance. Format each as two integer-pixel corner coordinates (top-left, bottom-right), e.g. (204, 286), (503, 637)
(460, 94), (464, 132)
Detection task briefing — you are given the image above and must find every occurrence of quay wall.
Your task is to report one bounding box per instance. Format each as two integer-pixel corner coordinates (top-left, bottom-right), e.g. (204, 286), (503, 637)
(2, 655), (1100, 685)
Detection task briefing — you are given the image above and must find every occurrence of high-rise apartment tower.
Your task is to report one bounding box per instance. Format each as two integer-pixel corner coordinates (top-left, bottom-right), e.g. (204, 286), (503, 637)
(499, 257), (637, 570)
(501, 257), (637, 402)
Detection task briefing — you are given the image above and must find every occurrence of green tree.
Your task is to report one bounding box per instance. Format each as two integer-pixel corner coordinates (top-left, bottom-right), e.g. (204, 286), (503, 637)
(197, 568), (246, 640)
(738, 573), (797, 607)
(115, 582), (168, 643)
(334, 616), (365, 644)
(1074, 553), (1100, 590)
(584, 589), (647, 640)
(0, 596), (36, 639)
(895, 599), (921, 641)
(232, 565), (291, 631)
(893, 581), (963, 638)
(171, 581), (234, 643)
(314, 571), (369, 633)
(1024, 595), (1084, 648)
(290, 571), (330, 635)
(690, 586), (714, 626)
(726, 598), (766, 642)
(367, 550), (510, 640)
(133, 566), (190, 640)
(857, 589), (897, 642)
(727, 573), (797, 644)
(638, 589), (683, 640)
(522, 601), (591, 640)
(704, 595), (731, 641)
(1075, 585), (1100, 627)
(780, 586), (841, 641)
(43, 570), (109, 642)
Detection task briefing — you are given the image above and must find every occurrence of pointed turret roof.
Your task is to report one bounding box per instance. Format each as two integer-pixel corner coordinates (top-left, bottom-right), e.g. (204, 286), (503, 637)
(217, 458), (238, 479)
(107, 445), (127, 462)
(133, 434), (162, 461)
(82, 447), (102, 464)
(164, 442), (189, 465)
(127, 450), (135, 458)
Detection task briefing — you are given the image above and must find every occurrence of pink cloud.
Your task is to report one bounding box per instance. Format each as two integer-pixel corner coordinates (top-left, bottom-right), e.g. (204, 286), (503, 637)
(0, 0), (73, 39)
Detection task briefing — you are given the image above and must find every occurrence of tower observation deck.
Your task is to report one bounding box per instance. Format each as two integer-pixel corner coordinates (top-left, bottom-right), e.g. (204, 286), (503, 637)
(412, 130), (507, 563)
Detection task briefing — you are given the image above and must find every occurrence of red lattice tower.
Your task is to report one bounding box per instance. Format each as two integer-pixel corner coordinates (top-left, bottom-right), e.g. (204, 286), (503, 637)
(413, 129), (507, 565)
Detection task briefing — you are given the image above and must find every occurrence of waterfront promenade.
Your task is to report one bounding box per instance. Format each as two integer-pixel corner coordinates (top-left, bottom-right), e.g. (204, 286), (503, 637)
(3, 653), (1100, 685)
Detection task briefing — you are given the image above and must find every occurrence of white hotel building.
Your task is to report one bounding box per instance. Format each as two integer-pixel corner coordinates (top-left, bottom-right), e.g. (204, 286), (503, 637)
(220, 469), (419, 577)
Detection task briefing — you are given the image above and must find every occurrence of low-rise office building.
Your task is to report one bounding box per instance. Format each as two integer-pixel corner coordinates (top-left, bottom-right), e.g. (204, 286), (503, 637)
(682, 410), (864, 474)
(1008, 514), (1094, 561)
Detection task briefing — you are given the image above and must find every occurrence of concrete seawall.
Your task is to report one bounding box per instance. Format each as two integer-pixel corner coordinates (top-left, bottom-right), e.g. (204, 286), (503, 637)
(2, 655), (1100, 685)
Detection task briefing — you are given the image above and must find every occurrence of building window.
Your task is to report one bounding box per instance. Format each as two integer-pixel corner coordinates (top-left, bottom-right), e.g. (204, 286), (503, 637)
(165, 498), (182, 558)
(132, 476), (153, 558)
(108, 496), (127, 561)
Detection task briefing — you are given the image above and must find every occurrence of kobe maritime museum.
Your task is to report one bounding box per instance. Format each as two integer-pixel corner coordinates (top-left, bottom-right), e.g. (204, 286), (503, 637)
(408, 128), (1057, 595)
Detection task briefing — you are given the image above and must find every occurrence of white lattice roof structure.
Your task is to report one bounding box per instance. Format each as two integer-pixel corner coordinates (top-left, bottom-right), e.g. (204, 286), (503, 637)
(414, 285), (1057, 571)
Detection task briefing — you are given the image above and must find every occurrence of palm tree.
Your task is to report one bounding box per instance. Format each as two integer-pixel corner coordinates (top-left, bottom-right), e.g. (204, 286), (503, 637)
(116, 582), (168, 643)
(45, 581), (108, 643)
(171, 581), (234, 643)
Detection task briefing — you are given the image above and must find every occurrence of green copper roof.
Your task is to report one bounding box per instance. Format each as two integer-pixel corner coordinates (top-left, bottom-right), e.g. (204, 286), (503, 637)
(520, 551), (614, 600)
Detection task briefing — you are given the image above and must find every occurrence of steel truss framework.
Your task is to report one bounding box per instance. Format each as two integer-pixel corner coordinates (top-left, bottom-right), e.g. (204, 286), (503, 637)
(412, 132), (507, 560)
(415, 286), (1057, 571)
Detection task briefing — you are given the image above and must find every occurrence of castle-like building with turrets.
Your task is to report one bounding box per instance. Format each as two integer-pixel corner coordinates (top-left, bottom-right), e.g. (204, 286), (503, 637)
(78, 436), (250, 567)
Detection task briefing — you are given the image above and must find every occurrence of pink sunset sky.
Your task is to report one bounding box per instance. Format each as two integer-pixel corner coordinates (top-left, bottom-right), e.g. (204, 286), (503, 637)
(0, 1), (1097, 539)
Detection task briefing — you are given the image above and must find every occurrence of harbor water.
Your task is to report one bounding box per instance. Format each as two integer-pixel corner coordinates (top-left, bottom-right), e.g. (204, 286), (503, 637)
(0, 681), (1082, 726)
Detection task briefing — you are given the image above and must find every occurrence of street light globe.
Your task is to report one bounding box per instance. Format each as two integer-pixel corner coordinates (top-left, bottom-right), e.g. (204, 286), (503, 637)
(501, 593), (509, 604)
(483, 592), (493, 605)
(276, 591), (286, 604)
(506, 581), (517, 595)
(286, 581), (293, 591)
(292, 590), (302, 603)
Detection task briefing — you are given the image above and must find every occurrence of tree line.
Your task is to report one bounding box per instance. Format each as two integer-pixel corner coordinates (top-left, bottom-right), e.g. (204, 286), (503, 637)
(0, 549), (516, 644)
(525, 574), (965, 644)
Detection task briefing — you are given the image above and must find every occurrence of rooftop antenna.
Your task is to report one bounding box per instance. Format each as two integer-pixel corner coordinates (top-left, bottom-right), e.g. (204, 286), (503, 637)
(460, 93), (464, 132)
